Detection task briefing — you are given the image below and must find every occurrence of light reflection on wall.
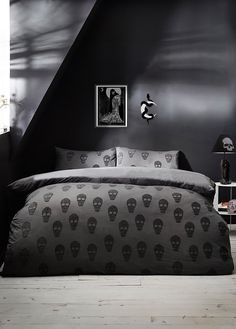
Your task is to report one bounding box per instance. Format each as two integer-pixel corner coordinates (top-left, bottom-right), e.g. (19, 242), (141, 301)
(133, 0), (236, 119)
(10, 0), (96, 139)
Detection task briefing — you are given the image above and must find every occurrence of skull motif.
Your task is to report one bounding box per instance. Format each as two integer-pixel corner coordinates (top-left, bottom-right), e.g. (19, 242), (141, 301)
(69, 214), (79, 230)
(154, 244), (164, 261)
(185, 222), (195, 238)
(61, 198), (70, 213)
(159, 199), (168, 213)
(203, 242), (213, 259)
(122, 245), (132, 261)
(141, 152), (149, 160)
(80, 154), (88, 164)
(38, 263), (49, 275)
(137, 241), (147, 258)
(189, 245), (199, 262)
(28, 202), (37, 215)
(192, 202), (201, 215)
(22, 221), (31, 238)
(204, 201), (213, 212)
(42, 207), (52, 223)
(37, 237), (47, 253)
(55, 244), (65, 261)
(119, 220), (129, 237)
(87, 217), (97, 234)
(128, 149), (136, 158)
(53, 220), (63, 237)
(222, 137), (234, 152)
(62, 185), (71, 192)
(19, 248), (30, 266)
(174, 208), (184, 223)
(104, 234), (114, 252)
(127, 198), (137, 213)
(70, 241), (80, 257)
(87, 243), (97, 261)
(153, 218), (163, 234)
(105, 262), (116, 274)
(172, 192), (182, 203)
(135, 214), (145, 231)
(165, 153), (172, 163)
(93, 197), (103, 212)
(172, 261), (183, 274)
(103, 155), (110, 166)
(108, 205), (118, 222)
(77, 193), (87, 207)
(200, 217), (210, 232)
(66, 151), (74, 161)
(154, 161), (162, 168)
(219, 246), (229, 261)
(218, 222), (228, 236)
(76, 184), (85, 189)
(118, 152), (123, 165)
(170, 235), (181, 251)
(142, 194), (152, 208)
(108, 189), (118, 200)
(43, 192), (53, 202)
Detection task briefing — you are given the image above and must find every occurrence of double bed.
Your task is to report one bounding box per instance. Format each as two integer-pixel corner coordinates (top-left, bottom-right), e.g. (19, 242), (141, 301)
(2, 147), (234, 276)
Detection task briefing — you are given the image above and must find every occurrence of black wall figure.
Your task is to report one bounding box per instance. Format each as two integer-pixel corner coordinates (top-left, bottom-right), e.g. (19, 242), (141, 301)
(140, 94), (157, 124)
(11, 0), (236, 183)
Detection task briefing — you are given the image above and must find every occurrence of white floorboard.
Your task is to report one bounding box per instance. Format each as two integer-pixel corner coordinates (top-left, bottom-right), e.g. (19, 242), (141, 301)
(0, 225), (236, 329)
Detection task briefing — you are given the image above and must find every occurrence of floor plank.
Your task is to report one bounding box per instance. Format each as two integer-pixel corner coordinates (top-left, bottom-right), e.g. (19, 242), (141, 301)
(0, 227), (236, 329)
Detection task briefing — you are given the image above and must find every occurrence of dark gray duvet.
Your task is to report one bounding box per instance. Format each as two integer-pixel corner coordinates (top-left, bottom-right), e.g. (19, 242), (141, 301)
(3, 167), (234, 276)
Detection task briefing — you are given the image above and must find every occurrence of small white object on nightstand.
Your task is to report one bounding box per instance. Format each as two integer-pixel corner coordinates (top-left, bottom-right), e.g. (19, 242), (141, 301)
(213, 182), (236, 230)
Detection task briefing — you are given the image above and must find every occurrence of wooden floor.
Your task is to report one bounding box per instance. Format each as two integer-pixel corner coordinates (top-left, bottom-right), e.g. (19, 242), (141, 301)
(0, 227), (236, 329)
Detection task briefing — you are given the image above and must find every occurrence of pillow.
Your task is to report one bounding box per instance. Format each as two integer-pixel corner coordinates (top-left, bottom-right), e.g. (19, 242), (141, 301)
(55, 147), (116, 170)
(116, 147), (179, 169)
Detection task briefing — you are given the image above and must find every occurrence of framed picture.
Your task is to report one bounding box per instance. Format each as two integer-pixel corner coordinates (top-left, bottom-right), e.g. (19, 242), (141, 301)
(95, 85), (127, 127)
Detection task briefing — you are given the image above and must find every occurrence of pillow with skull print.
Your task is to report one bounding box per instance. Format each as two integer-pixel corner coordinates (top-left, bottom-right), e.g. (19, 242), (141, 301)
(55, 147), (116, 170)
(116, 147), (179, 169)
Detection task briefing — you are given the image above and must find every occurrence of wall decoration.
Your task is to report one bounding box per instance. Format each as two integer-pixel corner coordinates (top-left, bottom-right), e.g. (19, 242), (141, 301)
(95, 85), (127, 128)
(140, 94), (157, 124)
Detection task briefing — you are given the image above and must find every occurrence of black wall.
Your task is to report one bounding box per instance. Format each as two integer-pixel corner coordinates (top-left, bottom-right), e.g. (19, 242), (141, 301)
(12, 0), (236, 182)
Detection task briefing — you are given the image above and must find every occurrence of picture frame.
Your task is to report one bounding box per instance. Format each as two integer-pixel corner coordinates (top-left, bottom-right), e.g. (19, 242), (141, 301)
(95, 85), (127, 127)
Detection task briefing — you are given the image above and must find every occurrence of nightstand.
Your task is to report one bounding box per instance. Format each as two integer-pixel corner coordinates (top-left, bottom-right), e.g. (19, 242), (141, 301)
(213, 182), (236, 230)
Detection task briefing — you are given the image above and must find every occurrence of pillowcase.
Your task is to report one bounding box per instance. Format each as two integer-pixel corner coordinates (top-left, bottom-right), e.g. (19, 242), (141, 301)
(55, 147), (116, 170)
(116, 147), (179, 169)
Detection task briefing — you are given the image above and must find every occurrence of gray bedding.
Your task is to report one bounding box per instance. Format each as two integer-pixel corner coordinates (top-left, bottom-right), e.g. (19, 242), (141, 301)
(3, 167), (234, 276)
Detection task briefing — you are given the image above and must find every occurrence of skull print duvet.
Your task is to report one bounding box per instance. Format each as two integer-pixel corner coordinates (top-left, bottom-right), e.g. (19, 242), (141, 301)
(3, 167), (234, 276)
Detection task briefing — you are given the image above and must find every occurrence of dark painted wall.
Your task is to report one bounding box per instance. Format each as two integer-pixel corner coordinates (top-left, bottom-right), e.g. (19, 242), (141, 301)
(12, 0), (236, 182)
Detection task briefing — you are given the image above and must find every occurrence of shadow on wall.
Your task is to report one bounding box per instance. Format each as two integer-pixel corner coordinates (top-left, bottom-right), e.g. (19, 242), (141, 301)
(10, 0), (96, 145)
(13, 0), (236, 182)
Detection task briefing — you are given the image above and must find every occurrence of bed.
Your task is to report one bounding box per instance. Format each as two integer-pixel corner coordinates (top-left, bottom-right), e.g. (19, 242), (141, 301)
(2, 147), (234, 276)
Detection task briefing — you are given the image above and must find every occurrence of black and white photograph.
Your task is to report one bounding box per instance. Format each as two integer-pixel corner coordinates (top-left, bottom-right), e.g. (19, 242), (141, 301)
(95, 85), (127, 127)
(1, 1), (236, 329)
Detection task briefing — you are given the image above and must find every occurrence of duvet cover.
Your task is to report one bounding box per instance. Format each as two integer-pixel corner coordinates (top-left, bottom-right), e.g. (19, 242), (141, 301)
(3, 167), (234, 276)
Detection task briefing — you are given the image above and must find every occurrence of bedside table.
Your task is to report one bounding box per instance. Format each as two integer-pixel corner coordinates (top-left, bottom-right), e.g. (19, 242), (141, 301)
(213, 182), (236, 230)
